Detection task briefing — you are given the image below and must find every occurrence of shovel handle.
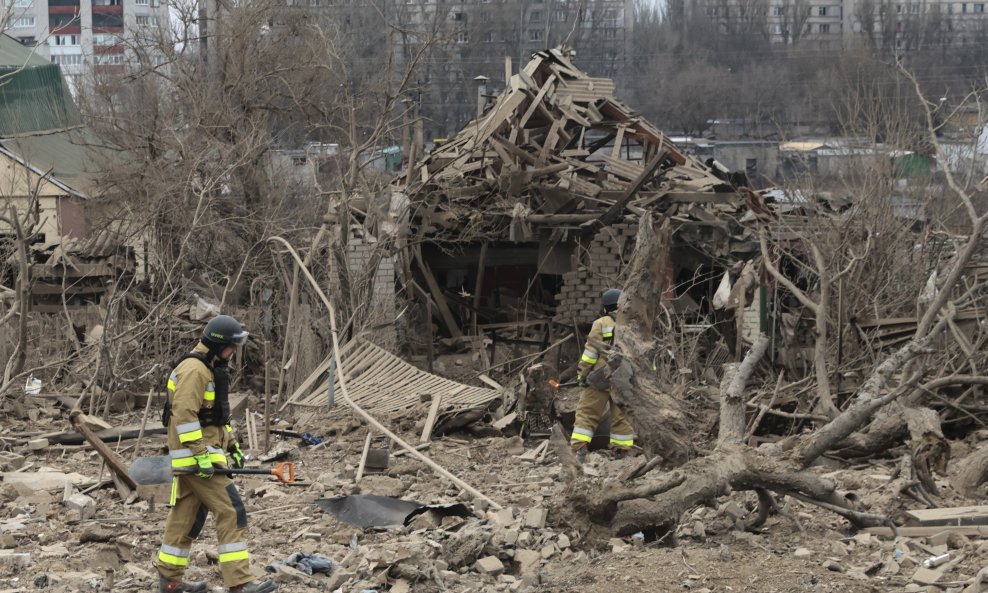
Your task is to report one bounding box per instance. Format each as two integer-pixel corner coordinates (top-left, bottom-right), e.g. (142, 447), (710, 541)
(196, 462), (296, 483)
(548, 379), (578, 391)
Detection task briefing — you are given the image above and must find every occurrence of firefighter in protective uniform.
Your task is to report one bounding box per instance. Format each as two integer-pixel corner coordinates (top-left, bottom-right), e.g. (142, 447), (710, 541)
(156, 315), (278, 593)
(570, 289), (635, 461)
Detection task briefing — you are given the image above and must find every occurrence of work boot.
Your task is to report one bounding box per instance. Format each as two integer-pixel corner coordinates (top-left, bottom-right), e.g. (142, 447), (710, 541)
(158, 575), (209, 593)
(609, 448), (631, 460)
(229, 579), (278, 593)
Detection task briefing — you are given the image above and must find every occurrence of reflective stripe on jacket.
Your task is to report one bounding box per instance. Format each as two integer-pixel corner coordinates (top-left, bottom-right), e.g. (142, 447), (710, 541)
(166, 343), (231, 471)
(577, 314), (616, 378)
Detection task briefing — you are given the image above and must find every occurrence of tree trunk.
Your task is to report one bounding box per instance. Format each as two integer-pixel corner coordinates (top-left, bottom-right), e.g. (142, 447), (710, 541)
(952, 443), (988, 497)
(607, 215), (690, 463)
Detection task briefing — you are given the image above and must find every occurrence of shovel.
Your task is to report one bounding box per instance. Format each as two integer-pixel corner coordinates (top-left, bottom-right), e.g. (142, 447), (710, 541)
(129, 456), (295, 486)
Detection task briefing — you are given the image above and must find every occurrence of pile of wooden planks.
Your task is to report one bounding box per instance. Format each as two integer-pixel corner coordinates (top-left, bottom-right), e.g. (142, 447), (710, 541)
(396, 48), (739, 243)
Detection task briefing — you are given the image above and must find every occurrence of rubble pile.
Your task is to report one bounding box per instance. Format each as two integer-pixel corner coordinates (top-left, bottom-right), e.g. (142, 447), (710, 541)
(395, 48), (734, 245)
(4, 396), (988, 592)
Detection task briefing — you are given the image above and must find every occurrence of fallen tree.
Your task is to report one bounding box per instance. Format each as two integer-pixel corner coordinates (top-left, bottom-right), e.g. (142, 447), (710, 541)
(556, 200), (978, 540)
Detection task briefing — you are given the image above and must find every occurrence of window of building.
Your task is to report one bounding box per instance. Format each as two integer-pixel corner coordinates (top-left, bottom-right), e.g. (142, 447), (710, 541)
(553, 9), (566, 21)
(601, 27), (616, 39)
(12, 0), (32, 7)
(49, 13), (78, 29)
(705, 7), (717, 17)
(18, 36), (35, 45)
(451, 11), (464, 20)
(963, 3), (968, 13)
(772, 6), (784, 16)
(483, 30), (495, 42)
(92, 12), (123, 27)
(818, 6), (827, 16)
(480, 11), (491, 22)
(52, 53), (83, 65)
(53, 34), (79, 45)
(455, 31), (468, 43)
(11, 16), (35, 28)
(529, 9), (542, 22)
(135, 15), (158, 25)
(976, 3), (985, 12)
(819, 23), (830, 33)
(95, 53), (124, 64)
(93, 33), (120, 45)
(771, 23), (782, 34)
(135, 0), (149, 5)
(528, 28), (543, 41)
(910, 3), (920, 13)
(152, 54), (166, 66)
(896, 4), (903, 12)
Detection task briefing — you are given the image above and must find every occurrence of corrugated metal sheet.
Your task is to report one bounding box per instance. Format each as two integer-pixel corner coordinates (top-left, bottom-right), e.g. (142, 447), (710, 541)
(0, 34), (81, 136)
(291, 338), (502, 417)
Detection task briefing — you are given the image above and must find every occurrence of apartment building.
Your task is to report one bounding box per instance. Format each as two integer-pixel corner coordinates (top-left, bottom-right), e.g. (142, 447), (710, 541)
(686, 1), (988, 47)
(2, 0), (169, 91)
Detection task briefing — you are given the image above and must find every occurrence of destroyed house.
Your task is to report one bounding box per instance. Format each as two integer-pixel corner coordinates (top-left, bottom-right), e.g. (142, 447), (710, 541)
(0, 33), (135, 311)
(393, 49), (770, 343)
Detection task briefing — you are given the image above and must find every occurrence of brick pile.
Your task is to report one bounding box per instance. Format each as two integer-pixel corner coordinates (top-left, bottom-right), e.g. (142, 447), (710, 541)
(554, 222), (638, 324)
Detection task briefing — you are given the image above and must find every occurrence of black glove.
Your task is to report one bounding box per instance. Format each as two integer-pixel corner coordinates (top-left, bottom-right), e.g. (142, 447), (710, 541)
(228, 442), (246, 469)
(576, 374), (588, 387)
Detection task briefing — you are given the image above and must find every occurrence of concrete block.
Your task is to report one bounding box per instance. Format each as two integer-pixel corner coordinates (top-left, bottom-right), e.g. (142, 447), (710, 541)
(513, 549), (541, 576)
(475, 555), (505, 576)
(524, 507), (547, 529)
(0, 552), (30, 568)
(64, 493), (96, 520)
(492, 507), (516, 526)
(0, 452), (24, 472)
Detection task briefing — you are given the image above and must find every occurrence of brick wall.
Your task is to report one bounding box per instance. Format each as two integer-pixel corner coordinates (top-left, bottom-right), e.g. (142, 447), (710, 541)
(345, 232), (396, 346)
(554, 222), (638, 324)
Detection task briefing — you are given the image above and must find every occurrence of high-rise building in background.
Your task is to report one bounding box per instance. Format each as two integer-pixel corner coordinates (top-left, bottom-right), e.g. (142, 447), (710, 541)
(684, 1), (988, 47)
(3, 0), (170, 92)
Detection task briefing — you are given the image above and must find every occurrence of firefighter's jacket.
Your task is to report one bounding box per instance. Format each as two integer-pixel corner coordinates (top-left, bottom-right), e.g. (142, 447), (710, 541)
(166, 343), (232, 472)
(577, 314), (615, 379)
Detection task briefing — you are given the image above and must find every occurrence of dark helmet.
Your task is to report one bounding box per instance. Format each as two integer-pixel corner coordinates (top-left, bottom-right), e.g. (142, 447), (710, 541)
(202, 315), (249, 347)
(602, 288), (621, 309)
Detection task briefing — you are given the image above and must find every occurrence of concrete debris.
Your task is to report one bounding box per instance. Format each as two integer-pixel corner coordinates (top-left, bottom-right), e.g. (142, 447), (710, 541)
(475, 555), (505, 576)
(3, 401), (988, 593)
(63, 493), (96, 520)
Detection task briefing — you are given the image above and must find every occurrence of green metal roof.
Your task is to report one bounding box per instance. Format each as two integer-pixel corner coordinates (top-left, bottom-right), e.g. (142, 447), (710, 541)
(0, 34), (125, 197)
(0, 34), (82, 136)
(1, 127), (120, 196)
(0, 33), (51, 68)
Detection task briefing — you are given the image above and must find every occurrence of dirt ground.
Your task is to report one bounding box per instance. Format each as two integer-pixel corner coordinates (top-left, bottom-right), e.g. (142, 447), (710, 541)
(1, 398), (986, 593)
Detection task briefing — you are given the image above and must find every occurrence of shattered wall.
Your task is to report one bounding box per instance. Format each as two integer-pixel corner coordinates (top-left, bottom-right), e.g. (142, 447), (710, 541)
(554, 222), (638, 324)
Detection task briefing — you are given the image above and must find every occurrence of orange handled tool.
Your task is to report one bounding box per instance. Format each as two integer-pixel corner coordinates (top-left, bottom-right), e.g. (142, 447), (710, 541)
(211, 462), (296, 483)
(548, 379), (579, 391)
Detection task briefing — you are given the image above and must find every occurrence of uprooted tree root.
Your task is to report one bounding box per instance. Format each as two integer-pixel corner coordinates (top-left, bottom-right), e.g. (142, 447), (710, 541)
(547, 213), (966, 543)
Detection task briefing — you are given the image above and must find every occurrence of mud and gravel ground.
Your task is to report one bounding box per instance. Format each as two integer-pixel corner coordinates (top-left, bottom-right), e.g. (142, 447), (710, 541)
(1, 398), (986, 593)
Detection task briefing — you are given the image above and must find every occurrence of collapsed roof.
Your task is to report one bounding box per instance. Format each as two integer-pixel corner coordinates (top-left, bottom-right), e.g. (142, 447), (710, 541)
(394, 48), (754, 244)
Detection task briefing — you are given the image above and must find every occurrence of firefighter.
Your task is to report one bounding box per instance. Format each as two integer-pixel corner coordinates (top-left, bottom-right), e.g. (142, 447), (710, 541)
(156, 315), (278, 593)
(569, 288), (635, 462)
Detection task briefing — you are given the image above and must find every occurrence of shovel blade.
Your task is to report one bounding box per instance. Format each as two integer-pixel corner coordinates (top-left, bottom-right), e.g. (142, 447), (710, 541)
(129, 455), (174, 485)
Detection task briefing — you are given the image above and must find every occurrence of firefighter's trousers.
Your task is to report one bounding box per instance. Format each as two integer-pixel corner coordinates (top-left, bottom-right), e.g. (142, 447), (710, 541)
(156, 473), (253, 587)
(570, 386), (635, 450)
